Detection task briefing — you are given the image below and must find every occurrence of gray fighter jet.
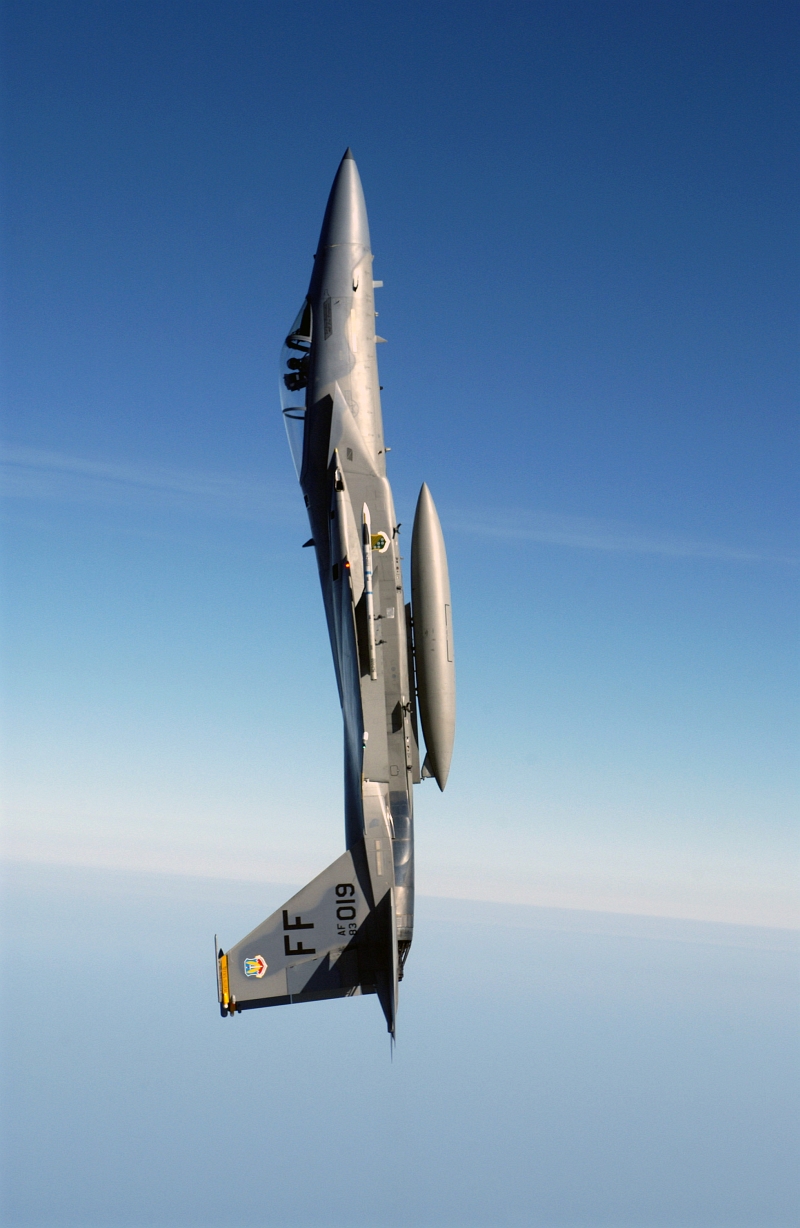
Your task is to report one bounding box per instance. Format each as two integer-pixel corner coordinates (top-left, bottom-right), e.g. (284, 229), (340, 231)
(215, 151), (455, 1036)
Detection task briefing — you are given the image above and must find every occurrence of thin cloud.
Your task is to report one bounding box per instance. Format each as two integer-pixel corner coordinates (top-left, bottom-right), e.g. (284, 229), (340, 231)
(0, 443), (297, 521)
(3, 444), (795, 564)
(447, 508), (797, 565)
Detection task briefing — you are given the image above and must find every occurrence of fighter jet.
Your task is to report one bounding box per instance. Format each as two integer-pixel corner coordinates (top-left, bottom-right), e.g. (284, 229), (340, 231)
(215, 150), (455, 1036)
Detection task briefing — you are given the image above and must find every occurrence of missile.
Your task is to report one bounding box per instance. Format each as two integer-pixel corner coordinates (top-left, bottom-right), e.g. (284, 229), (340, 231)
(362, 503), (379, 681)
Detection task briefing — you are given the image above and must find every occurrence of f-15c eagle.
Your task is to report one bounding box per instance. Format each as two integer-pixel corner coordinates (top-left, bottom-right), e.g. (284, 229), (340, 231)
(216, 150), (455, 1037)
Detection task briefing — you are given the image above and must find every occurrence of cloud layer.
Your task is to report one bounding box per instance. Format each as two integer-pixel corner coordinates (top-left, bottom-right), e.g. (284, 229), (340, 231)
(3, 443), (795, 564)
(447, 508), (796, 564)
(0, 443), (296, 521)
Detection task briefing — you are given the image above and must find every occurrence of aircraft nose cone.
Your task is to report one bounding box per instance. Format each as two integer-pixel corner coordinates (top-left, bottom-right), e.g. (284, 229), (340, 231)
(316, 149), (370, 253)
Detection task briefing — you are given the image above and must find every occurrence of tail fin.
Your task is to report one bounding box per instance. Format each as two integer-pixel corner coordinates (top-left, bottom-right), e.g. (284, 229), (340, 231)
(217, 801), (397, 1034)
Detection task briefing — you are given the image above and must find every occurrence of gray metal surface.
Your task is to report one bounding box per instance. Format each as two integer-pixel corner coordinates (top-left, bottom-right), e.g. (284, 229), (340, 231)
(217, 150), (454, 1035)
(411, 484), (456, 790)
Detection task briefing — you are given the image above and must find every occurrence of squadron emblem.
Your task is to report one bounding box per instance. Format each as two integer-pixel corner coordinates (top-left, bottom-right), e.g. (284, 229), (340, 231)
(243, 955), (268, 978)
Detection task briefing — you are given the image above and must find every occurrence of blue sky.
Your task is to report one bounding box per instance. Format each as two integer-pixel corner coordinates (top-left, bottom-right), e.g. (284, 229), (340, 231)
(2, 0), (797, 926)
(1, 4), (798, 1225)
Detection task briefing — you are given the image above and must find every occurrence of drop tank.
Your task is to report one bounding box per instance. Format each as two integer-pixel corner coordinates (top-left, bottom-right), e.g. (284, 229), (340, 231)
(410, 484), (456, 790)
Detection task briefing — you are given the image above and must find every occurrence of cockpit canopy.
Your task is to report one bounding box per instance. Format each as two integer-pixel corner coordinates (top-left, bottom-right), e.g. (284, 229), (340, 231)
(280, 299), (312, 479)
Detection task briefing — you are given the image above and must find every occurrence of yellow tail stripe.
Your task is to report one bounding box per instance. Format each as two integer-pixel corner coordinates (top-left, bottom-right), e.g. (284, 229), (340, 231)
(219, 952), (230, 1006)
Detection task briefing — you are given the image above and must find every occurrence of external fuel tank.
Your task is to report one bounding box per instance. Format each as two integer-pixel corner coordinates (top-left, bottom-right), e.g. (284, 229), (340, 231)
(411, 484), (455, 790)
